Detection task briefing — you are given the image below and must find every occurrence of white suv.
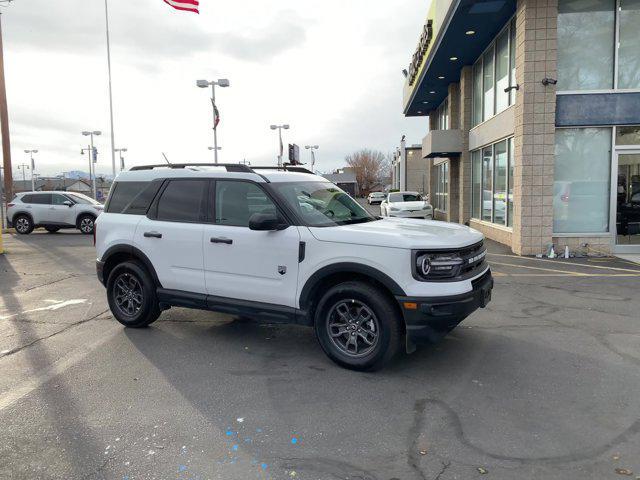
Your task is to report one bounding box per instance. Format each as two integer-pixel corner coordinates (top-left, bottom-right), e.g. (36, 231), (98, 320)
(7, 191), (103, 235)
(95, 164), (492, 371)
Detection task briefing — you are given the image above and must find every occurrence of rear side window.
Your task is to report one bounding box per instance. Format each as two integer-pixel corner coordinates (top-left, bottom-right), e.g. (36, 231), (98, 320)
(106, 182), (149, 213)
(156, 180), (207, 223)
(122, 182), (163, 215)
(20, 194), (32, 203)
(25, 194), (52, 205)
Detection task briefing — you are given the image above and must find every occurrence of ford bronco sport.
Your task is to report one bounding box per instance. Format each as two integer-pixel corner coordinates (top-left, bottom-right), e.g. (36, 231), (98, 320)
(95, 164), (492, 371)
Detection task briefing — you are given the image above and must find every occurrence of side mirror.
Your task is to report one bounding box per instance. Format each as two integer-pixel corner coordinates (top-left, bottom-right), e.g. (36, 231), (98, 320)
(63, 201), (74, 207)
(249, 212), (288, 231)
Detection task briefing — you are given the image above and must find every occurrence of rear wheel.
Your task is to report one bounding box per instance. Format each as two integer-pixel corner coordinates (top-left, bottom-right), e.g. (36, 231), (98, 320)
(45, 227), (60, 233)
(14, 215), (34, 235)
(314, 281), (403, 371)
(78, 214), (95, 234)
(107, 261), (160, 328)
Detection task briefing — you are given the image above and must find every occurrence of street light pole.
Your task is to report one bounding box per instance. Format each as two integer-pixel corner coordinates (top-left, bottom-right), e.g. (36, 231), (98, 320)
(17, 163), (28, 185)
(82, 131), (101, 199)
(270, 124), (290, 167)
(24, 149), (38, 191)
(115, 147), (127, 171)
(0, 3), (14, 203)
(104, 0), (116, 177)
(197, 78), (230, 165)
(305, 145), (319, 172)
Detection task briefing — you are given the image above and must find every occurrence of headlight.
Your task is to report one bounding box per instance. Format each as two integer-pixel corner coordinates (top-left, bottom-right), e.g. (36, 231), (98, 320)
(415, 252), (464, 279)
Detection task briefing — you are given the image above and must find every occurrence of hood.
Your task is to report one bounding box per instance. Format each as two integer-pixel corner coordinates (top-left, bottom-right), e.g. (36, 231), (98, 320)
(389, 201), (430, 210)
(308, 217), (483, 250)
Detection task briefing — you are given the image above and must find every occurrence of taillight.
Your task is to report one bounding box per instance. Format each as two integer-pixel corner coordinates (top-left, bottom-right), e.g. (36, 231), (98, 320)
(7, 203), (14, 207)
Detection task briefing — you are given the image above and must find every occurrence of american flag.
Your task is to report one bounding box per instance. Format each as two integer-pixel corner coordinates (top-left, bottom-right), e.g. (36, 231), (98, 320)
(163, 0), (199, 14)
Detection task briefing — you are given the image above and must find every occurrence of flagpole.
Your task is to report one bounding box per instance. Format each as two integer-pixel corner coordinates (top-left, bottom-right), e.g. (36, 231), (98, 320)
(104, 0), (116, 177)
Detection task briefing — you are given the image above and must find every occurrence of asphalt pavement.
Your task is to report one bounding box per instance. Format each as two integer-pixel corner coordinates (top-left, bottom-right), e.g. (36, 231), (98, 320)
(1, 227), (640, 480)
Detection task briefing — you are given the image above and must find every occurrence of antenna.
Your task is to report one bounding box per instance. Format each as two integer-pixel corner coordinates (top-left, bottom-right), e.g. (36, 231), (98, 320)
(161, 152), (171, 166)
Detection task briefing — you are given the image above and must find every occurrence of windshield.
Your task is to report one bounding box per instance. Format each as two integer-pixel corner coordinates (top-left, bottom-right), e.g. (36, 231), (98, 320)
(274, 182), (378, 227)
(66, 193), (101, 205)
(388, 193), (422, 203)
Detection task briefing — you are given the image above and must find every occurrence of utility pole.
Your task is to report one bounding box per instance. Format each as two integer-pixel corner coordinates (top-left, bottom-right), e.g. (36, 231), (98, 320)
(82, 131), (101, 199)
(0, 5), (13, 204)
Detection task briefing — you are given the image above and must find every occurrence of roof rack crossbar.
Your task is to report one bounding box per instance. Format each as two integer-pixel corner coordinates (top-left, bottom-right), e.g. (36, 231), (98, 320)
(129, 163), (254, 173)
(251, 165), (314, 175)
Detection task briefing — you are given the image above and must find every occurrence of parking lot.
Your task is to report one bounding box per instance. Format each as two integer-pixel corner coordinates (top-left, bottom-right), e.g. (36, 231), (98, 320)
(1, 228), (640, 480)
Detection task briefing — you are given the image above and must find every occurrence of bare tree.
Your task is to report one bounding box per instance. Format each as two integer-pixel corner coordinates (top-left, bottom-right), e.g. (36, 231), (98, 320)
(345, 149), (389, 195)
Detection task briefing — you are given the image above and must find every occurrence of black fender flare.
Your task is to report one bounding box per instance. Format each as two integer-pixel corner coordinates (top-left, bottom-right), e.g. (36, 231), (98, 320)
(11, 210), (34, 225)
(101, 244), (163, 288)
(298, 262), (406, 311)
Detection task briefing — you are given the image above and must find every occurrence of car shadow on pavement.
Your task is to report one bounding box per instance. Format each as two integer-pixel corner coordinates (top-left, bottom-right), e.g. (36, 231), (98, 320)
(0, 257), (106, 479)
(121, 311), (640, 478)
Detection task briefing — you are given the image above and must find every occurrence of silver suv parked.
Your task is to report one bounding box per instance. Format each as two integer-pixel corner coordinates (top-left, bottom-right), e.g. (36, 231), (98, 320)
(7, 191), (104, 235)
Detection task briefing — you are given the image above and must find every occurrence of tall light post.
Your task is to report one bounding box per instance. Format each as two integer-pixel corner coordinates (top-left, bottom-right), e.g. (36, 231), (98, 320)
(197, 78), (230, 164)
(270, 124), (289, 167)
(115, 147), (127, 171)
(305, 145), (319, 172)
(0, 1), (14, 203)
(24, 149), (38, 191)
(16, 163), (29, 185)
(104, 0), (116, 177)
(82, 130), (101, 199)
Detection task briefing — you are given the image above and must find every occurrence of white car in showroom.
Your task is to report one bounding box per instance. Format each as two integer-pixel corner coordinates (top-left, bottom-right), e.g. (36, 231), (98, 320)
(380, 191), (433, 219)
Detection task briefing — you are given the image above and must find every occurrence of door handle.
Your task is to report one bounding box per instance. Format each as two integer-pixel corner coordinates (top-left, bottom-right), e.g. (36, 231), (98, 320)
(144, 231), (162, 239)
(210, 237), (233, 245)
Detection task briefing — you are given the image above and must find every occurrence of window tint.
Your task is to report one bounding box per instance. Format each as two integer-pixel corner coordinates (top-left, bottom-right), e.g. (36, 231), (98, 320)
(106, 181), (149, 213)
(156, 180), (206, 223)
(122, 182), (163, 215)
(52, 194), (70, 205)
(20, 194), (33, 203)
(28, 194), (52, 205)
(215, 181), (277, 227)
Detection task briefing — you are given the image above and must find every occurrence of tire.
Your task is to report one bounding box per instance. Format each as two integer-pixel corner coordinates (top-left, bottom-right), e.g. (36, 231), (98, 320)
(13, 214), (34, 235)
(45, 227), (60, 233)
(314, 281), (403, 371)
(77, 214), (95, 234)
(106, 261), (160, 328)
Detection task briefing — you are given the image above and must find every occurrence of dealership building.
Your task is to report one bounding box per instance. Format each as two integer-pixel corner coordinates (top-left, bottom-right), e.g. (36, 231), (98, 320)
(396, 0), (640, 255)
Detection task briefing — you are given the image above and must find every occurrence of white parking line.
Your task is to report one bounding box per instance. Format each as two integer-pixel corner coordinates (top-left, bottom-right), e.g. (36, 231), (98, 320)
(0, 299), (87, 320)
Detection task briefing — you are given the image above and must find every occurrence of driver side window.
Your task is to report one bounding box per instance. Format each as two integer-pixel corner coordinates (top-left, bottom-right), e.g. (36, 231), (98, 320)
(215, 181), (277, 227)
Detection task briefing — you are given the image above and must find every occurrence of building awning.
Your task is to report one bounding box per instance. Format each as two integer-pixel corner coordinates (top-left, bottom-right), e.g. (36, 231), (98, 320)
(403, 0), (516, 117)
(422, 129), (463, 158)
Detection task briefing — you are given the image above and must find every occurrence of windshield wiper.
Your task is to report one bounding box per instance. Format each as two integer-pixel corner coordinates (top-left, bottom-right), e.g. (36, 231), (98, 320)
(338, 217), (378, 225)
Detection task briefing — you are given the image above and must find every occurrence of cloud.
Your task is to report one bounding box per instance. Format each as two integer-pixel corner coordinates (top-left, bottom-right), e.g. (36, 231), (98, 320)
(5, 1), (307, 64)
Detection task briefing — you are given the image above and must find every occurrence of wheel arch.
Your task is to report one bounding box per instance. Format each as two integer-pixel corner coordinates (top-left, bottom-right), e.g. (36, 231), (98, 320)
(298, 263), (406, 324)
(101, 244), (163, 288)
(11, 210), (34, 225)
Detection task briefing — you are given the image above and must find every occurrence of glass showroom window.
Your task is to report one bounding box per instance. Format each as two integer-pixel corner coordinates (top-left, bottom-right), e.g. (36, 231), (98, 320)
(554, 128), (612, 233)
(434, 162), (449, 212)
(557, 0), (640, 90)
(472, 18), (517, 127)
(436, 98), (449, 130)
(471, 138), (514, 227)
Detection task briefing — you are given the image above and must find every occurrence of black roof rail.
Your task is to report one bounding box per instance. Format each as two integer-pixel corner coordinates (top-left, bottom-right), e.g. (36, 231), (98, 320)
(129, 163), (253, 173)
(251, 165), (314, 175)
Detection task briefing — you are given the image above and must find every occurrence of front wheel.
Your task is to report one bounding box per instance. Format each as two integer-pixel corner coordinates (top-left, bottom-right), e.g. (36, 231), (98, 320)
(314, 281), (403, 371)
(78, 214), (95, 234)
(107, 261), (160, 328)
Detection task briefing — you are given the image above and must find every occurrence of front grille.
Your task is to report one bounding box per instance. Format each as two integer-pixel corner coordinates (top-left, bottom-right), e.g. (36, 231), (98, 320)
(412, 241), (488, 282)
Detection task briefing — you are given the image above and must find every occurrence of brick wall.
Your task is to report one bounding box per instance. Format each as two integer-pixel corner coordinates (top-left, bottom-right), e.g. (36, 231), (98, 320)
(512, 0), (558, 255)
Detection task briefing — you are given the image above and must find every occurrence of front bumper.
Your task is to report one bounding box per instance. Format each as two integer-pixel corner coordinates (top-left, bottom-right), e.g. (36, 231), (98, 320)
(390, 210), (433, 219)
(396, 270), (493, 348)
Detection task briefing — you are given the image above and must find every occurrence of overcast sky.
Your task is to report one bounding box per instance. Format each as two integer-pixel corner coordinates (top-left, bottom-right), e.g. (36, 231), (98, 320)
(2, 0), (428, 178)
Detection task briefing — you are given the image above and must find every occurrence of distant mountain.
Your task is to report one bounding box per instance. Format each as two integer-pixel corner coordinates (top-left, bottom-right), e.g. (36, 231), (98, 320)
(65, 170), (114, 180)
